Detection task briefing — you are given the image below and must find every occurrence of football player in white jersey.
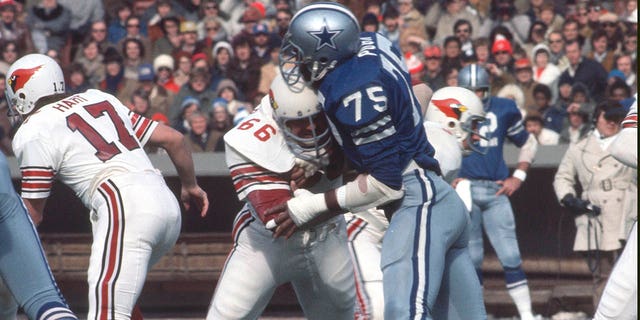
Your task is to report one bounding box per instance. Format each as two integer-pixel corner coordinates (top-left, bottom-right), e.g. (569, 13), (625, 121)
(594, 96), (637, 320)
(6, 54), (209, 320)
(206, 76), (355, 319)
(346, 86), (488, 319)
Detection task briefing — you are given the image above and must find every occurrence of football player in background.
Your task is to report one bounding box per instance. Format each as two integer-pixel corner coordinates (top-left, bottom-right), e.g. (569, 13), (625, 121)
(456, 64), (540, 320)
(266, 3), (486, 318)
(6, 54), (208, 319)
(346, 85), (488, 319)
(206, 76), (355, 320)
(594, 95), (637, 320)
(1, 150), (78, 320)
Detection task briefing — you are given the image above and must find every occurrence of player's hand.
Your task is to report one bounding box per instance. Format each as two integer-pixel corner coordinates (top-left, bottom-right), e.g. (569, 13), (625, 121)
(181, 185), (209, 217)
(495, 177), (522, 196)
(265, 203), (299, 239)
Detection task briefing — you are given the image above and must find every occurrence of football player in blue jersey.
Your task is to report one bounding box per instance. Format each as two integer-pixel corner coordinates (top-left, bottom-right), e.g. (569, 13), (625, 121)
(455, 64), (540, 320)
(265, 2), (486, 319)
(0, 151), (78, 320)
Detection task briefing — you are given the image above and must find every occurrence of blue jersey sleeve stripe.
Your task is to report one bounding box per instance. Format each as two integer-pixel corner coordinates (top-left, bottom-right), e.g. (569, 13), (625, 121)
(352, 115), (393, 137)
(353, 126), (396, 146)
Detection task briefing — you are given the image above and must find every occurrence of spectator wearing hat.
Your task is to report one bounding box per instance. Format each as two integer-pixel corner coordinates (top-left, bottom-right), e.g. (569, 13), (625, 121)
(177, 20), (200, 56)
(191, 52), (211, 72)
(513, 58), (539, 114)
(210, 41), (234, 92)
(137, 62), (174, 117)
(558, 39), (609, 102)
(251, 22), (273, 64)
(230, 3), (265, 45)
(154, 54), (180, 94)
(116, 15), (153, 61)
(26, 0), (71, 58)
(423, 45), (446, 91)
(172, 96), (201, 134)
(152, 16), (181, 57)
(207, 98), (233, 152)
(228, 34), (262, 104)
(185, 110), (219, 152)
(173, 51), (193, 88)
(170, 67), (218, 127)
(65, 63), (91, 95)
(599, 12), (624, 52)
(379, 6), (400, 50)
(434, 0), (480, 45)
(587, 29), (616, 73)
(405, 53), (425, 86)
(257, 37), (282, 99)
(0, 0), (34, 54)
(215, 78), (250, 117)
(486, 34), (516, 94)
(531, 43), (561, 102)
(524, 114), (560, 145)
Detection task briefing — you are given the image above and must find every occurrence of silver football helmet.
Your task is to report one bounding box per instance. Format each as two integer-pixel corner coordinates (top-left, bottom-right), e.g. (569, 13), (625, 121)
(269, 75), (332, 167)
(458, 64), (491, 103)
(426, 86), (488, 155)
(279, 2), (360, 88)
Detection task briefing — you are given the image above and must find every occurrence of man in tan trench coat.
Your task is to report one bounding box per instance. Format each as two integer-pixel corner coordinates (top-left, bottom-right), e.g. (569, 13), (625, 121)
(553, 100), (637, 310)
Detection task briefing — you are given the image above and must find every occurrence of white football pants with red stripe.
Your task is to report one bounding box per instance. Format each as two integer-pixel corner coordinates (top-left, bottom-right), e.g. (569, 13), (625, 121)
(207, 206), (355, 320)
(87, 172), (181, 320)
(346, 213), (386, 320)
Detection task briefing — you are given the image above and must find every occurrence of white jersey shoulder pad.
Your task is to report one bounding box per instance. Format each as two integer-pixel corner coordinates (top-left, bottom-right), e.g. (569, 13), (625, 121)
(224, 96), (295, 173)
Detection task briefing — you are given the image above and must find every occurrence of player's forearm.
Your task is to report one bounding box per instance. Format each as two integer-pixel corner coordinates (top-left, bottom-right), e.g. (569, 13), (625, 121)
(165, 135), (198, 189)
(517, 134), (538, 164)
(286, 173), (403, 226)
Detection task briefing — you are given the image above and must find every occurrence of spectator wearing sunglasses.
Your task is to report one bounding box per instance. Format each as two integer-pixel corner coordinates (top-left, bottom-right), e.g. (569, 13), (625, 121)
(598, 12), (624, 52)
(454, 19), (474, 56)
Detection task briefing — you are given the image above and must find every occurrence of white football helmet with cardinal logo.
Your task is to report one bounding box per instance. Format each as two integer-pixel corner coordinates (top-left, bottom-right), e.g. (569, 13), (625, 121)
(6, 53), (65, 116)
(426, 86), (487, 155)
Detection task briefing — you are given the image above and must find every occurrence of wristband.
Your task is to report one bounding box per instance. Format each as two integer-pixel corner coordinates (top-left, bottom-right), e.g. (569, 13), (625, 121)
(512, 169), (527, 182)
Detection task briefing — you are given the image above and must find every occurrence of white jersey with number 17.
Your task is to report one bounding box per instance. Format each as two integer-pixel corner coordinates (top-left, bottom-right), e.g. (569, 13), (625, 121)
(12, 89), (158, 207)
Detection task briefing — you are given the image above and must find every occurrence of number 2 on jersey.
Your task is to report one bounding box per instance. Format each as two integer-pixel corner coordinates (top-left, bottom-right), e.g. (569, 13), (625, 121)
(66, 101), (139, 161)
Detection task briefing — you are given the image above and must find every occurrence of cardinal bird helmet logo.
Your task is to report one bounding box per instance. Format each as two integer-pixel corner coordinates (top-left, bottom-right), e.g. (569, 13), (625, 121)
(431, 98), (468, 120)
(8, 65), (43, 93)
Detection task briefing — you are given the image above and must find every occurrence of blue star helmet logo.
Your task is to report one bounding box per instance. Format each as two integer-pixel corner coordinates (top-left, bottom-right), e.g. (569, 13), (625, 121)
(308, 22), (342, 51)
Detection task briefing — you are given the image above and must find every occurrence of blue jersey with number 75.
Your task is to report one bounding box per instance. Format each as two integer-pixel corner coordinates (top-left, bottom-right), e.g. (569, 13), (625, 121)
(318, 32), (441, 190)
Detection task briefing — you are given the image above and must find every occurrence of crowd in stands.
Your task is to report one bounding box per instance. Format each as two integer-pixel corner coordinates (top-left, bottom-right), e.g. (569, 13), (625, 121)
(0, 0), (636, 156)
